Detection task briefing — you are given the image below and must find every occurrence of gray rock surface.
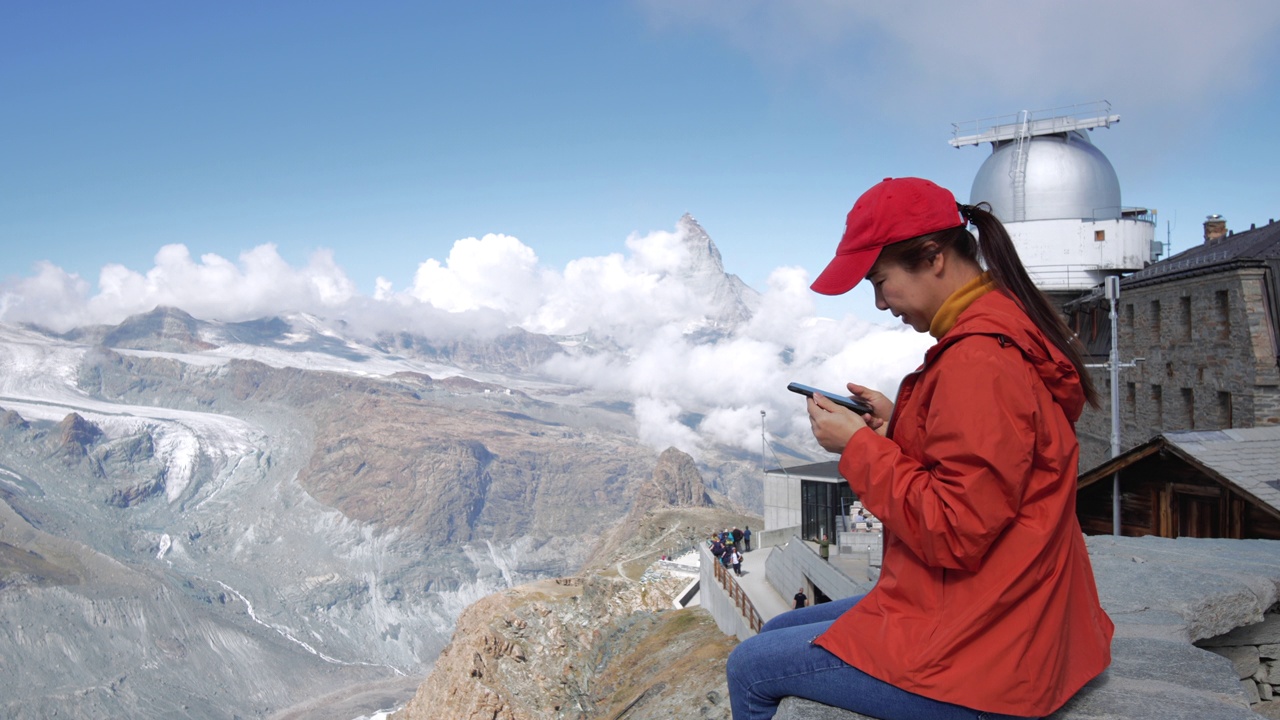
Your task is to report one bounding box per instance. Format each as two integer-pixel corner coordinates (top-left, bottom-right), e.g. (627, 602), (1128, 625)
(778, 535), (1280, 720)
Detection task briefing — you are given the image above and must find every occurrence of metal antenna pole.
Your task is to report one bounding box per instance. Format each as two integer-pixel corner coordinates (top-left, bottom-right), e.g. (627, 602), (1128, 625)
(1107, 277), (1122, 536)
(760, 410), (767, 473)
(1088, 277), (1143, 537)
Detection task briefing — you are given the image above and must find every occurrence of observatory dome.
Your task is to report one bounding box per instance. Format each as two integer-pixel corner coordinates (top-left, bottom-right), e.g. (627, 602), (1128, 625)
(970, 130), (1122, 222)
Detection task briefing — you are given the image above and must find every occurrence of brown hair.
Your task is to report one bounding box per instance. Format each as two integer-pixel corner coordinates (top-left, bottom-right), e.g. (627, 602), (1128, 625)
(877, 204), (1100, 408)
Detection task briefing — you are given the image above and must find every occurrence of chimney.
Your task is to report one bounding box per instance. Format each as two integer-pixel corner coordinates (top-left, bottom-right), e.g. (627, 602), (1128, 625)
(1204, 214), (1228, 246)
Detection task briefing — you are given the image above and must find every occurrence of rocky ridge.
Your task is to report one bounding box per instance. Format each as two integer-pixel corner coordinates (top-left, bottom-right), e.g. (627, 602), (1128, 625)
(395, 453), (754, 720)
(396, 572), (734, 720)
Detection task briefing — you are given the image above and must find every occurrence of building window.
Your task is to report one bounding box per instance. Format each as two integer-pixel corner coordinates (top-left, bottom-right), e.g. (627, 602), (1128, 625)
(1179, 296), (1192, 342)
(1125, 303), (1134, 330)
(1152, 385), (1163, 426)
(801, 480), (857, 543)
(1095, 229), (1106, 242)
(1150, 300), (1161, 339)
(1126, 382), (1136, 415)
(1215, 290), (1230, 340)
(1218, 391), (1233, 427)
(1182, 388), (1195, 429)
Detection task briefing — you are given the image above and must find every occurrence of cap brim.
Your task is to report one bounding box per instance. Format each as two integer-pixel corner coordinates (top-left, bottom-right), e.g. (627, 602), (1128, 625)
(809, 247), (880, 296)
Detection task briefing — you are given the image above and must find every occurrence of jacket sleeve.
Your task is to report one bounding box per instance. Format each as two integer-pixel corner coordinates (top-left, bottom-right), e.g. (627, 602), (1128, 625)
(838, 336), (1038, 571)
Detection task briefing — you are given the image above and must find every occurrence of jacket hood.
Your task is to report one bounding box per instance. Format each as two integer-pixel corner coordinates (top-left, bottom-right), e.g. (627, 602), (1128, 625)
(925, 290), (1086, 423)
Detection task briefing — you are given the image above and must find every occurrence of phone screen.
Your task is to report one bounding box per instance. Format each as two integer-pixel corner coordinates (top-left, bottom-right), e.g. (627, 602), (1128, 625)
(786, 382), (873, 415)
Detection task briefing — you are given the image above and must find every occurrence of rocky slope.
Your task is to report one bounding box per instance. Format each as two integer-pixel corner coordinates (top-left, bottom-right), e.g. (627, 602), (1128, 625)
(0, 321), (760, 718)
(396, 573), (735, 720)
(394, 452), (757, 720)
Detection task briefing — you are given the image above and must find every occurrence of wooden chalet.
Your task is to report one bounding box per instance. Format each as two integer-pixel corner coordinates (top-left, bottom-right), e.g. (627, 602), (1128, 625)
(1077, 426), (1280, 539)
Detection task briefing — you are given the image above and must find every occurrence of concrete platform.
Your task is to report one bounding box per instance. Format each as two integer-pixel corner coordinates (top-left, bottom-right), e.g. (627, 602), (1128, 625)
(731, 546), (791, 622)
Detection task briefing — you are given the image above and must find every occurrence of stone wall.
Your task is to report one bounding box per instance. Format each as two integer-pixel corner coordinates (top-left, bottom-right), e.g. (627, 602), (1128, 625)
(1075, 267), (1280, 471)
(1200, 611), (1280, 708)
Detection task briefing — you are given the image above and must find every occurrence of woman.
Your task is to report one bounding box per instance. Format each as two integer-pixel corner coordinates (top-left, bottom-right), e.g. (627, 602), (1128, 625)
(727, 177), (1113, 720)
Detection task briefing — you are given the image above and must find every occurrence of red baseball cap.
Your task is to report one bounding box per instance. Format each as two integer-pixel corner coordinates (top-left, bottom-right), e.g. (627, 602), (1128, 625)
(810, 177), (965, 296)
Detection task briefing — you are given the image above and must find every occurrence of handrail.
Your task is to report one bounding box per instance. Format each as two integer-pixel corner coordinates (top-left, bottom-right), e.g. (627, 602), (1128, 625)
(710, 553), (763, 633)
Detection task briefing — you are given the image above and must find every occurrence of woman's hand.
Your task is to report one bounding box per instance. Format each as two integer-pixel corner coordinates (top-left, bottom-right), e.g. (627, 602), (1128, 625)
(846, 382), (892, 437)
(807, 394), (867, 453)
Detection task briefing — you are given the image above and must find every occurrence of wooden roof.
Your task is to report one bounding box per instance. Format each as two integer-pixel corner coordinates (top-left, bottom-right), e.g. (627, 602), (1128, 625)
(1078, 427), (1280, 521)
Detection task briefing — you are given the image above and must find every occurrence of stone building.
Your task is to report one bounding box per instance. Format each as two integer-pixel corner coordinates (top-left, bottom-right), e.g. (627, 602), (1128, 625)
(1069, 216), (1280, 471)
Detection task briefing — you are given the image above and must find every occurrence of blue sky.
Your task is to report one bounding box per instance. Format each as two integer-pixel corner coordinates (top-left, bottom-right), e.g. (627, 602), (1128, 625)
(3, 0), (1280, 324)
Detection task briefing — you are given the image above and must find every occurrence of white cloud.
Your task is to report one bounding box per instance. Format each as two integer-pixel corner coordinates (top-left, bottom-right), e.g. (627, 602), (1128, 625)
(397, 226), (711, 340)
(410, 234), (547, 316)
(624, 227), (689, 274)
(0, 218), (933, 456)
(741, 266), (816, 339)
(0, 262), (95, 331)
(635, 0), (1280, 115)
(525, 229), (714, 340)
(535, 254), (932, 456)
(0, 244), (359, 333)
(634, 397), (703, 457)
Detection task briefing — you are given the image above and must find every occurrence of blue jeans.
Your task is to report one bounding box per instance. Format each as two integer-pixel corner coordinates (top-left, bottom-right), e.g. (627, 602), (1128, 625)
(726, 595), (1039, 720)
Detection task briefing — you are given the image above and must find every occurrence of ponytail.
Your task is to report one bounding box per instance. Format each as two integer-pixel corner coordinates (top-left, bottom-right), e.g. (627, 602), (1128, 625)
(960, 203), (1100, 408)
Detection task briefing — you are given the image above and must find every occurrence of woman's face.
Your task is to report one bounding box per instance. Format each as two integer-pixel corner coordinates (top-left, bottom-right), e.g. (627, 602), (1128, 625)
(866, 256), (939, 334)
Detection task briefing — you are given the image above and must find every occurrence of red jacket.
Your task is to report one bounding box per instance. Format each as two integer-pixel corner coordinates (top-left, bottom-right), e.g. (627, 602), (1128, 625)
(815, 290), (1113, 716)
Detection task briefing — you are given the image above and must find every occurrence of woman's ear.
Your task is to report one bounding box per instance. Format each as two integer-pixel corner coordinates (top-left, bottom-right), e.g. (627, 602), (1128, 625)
(925, 244), (947, 277)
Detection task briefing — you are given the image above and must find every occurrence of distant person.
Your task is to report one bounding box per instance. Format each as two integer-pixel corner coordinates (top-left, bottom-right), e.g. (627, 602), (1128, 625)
(710, 539), (724, 559)
(855, 508), (870, 532)
(727, 177), (1113, 720)
(792, 588), (807, 609)
(743, 525), (752, 552)
(731, 526), (744, 547)
(730, 547), (743, 576)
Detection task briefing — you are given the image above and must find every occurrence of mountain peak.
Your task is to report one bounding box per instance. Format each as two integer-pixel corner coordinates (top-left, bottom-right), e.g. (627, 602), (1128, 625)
(677, 212), (714, 250)
(672, 214), (759, 328)
(57, 412), (101, 449)
(70, 305), (223, 353)
(648, 446), (711, 507)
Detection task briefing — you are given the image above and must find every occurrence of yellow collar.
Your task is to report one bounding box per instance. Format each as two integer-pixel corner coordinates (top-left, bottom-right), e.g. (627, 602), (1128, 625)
(929, 272), (995, 339)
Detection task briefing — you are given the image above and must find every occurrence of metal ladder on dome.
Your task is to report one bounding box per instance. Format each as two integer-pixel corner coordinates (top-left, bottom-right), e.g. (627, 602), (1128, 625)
(951, 101), (1121, 225)
(1009, 109), (1031, 222)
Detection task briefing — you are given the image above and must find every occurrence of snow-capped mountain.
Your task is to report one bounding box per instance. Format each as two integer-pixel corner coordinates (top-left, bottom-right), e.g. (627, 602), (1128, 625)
(675, 213), (760, 329)
(0, 218), (780, 718)
(670, 210), (757, 327)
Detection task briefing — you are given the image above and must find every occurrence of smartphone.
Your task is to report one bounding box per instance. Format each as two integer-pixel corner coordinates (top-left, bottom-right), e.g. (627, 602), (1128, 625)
(787, 382), (875, 415)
